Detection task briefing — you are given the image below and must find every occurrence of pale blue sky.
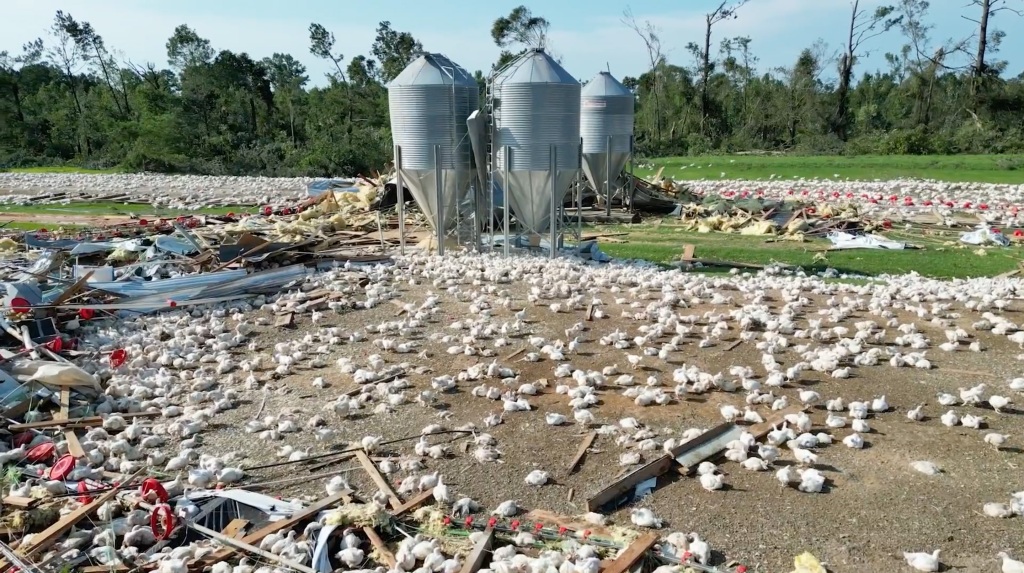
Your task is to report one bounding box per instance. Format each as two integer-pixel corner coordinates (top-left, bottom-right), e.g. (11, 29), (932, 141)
(4, 0), (1022, 85)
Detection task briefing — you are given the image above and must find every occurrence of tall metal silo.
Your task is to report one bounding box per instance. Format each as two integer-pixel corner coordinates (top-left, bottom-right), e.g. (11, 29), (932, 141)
(580, 71), (634, 205)
(491, 48), (581, 236)
(388, 53), (478, 234)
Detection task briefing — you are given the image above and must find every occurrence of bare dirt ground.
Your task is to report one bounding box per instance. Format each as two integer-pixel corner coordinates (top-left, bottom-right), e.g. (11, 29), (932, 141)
(162, 260), (1024, 573)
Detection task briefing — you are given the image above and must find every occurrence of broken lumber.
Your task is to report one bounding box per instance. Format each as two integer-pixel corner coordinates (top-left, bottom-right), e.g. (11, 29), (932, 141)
(460, 526), (494, 573)
(393, 488), (435, 517)
(190, 490), (350, 570)
(7, 411), (159, 431)
(0, 469), (142, 569)
(187, 521), (317, 573)
(354, 450), (402, 509)
(586, 455), (673, 512)
(220, 519), (249, 539)
(600, 532), (659, 573)
(567, 432), (597, 474)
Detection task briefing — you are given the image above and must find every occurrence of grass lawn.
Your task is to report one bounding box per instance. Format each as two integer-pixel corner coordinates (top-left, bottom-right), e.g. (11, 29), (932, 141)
(591, 223), (1024, 279)
(636, 154), (1024, 185)
(0, 201), (255, 217)
(3, 166), (124, 174)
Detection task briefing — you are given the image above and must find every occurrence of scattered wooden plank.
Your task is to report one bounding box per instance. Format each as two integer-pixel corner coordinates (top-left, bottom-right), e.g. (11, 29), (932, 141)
(725, 339), (743, 351)
(220, 518), (250, 539)
(2, 469), (141, 568)
(274, 313), (294, 328)
(363, 524), (397, 568)
(505, 347), (526, 361)
(1, 497), (37, 509)
(190, 490), (351, 570)
(49, 271), (95, 310)
(567, 432), (597, 474)
(392, 488), (435, 517)
(354, 450), (402, 509)
(680, 244), (696, 262)
(586, 455), (673, 513)
(79, 566), (129, 573)
(459, 526), (494, 573)
(7, 411), (160, 432)
(57, 388), (86, 459)
(600, 532), (659, 573)
(187, 521), (316, 573)
(585, 302), (596, 321)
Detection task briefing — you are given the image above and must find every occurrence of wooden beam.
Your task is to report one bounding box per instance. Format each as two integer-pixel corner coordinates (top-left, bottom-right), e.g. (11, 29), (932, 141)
(1, 497), (36, 509)
(459, 526), (494, 573)
(600, 532), (659, 573)
(7, 411), (159, 432)
(354, 450), (402, 510)
(567, 431), (597, 474)
(56, 388), (86, 459)
(362, 524), (396, 568)
(187, 521), (316, 573)
(392, 488), (434, 517)
(189, 490), (350, 570)
(220, 518), (249, 539)
(49, 270), (94, 310)
(586, 455), (673, 513)
(1, 469), (140, 568)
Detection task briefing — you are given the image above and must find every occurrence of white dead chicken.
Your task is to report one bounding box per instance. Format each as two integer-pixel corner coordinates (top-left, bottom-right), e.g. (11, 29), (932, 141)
(910, 461), (941, 476)
(524, 470), (550, 486)
(629, 508), (662, 528)
(902, 550), (941, 572)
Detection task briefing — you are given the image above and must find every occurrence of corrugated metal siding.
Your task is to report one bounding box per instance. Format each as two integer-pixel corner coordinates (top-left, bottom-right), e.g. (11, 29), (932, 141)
(494, 83), (581, 171)
(389, 84), (477, 171)
(581, 72), (634, 154)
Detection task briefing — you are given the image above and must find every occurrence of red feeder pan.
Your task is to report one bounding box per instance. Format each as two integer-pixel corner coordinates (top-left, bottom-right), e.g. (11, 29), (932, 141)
(109, 348), (128, 368)
(9, 296), (31, 314)
(26, 442), (56, 463)
(79, 308), (96, 320)
(139, 219), (148, 226)
(48, 454), (75, 480)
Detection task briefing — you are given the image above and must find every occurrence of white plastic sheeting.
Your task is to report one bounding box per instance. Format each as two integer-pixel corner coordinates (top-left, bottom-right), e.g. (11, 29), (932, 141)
(960, 225), (1011, 247)
(826, 232), (907, 250)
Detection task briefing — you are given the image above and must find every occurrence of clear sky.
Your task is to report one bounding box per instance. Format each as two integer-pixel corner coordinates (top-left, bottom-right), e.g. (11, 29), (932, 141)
(4, 0), (1022, 85)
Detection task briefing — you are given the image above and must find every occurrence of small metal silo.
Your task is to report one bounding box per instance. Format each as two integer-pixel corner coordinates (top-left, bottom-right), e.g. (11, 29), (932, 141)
(580, 71), (634, 205)
(388, 53), (479, 234)
(491, 48), (581, 235)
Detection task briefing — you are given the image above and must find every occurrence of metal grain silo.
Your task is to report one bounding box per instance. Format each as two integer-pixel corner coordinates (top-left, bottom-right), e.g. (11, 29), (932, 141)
(388, 53), (478, 233)
(492, 48), (580, 235)
(581, 71), (634, 204)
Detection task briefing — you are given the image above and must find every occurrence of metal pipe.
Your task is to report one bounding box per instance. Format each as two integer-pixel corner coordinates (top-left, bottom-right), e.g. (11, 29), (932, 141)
(606, 134), (613, 217)
(395, 145), (405, 256)
(434, 144), (445, 257)
(503, 145), (510, 257)
(578, 138), (583, 241)
(550, 144), (558, 259)
(628, 134), (636, 213)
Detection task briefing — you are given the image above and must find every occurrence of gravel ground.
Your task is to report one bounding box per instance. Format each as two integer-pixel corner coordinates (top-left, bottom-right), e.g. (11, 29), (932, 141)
(143, 255), (1024, 573)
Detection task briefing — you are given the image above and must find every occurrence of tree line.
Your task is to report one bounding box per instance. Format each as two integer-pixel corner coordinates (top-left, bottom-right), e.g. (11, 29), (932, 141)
(0, 2), (1022, 178)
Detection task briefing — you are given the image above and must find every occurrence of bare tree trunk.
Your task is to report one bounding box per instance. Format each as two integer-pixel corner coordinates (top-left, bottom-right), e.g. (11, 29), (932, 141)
(973, 0), (990, 80)
(11, 80), (25, 123)
(700, 14), (713, 135)
(833, 1), (858, 141)
(92, 45), (125, 117)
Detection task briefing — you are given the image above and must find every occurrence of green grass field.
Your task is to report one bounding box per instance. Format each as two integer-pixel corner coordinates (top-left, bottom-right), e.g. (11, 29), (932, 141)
(592, 223), (1024, 279)
(636, 154), (1024, 184)
(1, 201), (254, 217)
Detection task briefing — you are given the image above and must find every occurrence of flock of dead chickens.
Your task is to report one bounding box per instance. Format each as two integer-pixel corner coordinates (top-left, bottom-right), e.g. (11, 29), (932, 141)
(8, 249), (1024, 573)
